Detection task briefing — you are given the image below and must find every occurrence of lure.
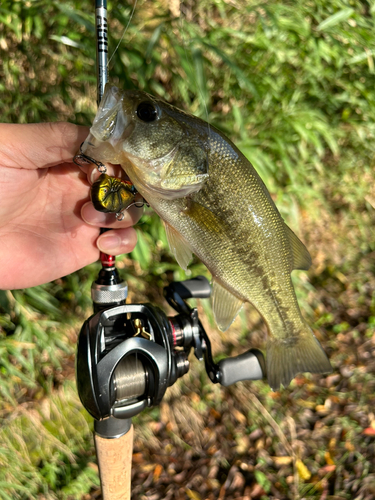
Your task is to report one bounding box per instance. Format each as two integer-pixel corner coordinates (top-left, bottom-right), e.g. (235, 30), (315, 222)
(91, 173), (136, 214)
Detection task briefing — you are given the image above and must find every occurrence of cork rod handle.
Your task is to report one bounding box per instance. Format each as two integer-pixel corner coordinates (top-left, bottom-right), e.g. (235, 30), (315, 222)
(95, 425), (134, 500)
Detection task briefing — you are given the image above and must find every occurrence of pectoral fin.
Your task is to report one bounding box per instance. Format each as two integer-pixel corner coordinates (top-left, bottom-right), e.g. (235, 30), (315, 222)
(164, 223), (193, 270)
(284, 223), (312, 271)
(161, 142), (209, 190)
(183, 200), (229, 234)
(212, 280), (244, 331)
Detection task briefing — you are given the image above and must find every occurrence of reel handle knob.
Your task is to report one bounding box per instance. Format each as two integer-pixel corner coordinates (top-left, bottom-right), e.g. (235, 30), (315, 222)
(217, 348), (266, 386)
(165, 275), (211, 300)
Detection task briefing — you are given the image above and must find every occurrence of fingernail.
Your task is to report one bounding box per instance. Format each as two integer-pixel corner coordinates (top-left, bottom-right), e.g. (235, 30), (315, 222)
(98, 234), (121, 252)
(90, 168), (101, 184)
(81, 202), (107, 225)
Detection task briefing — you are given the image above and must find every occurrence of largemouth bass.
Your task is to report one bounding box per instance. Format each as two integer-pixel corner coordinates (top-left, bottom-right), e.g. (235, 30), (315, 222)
(82, 85), (332, 390)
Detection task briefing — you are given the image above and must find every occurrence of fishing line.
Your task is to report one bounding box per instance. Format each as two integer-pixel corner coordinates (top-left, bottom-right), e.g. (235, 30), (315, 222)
(107, 0), (212, 149)
(178, 2), (212, 141)
(107, 0), (138, 68)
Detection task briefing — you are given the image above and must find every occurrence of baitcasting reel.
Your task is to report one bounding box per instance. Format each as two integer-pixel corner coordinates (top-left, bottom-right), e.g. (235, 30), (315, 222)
(77, 276), (266, 422)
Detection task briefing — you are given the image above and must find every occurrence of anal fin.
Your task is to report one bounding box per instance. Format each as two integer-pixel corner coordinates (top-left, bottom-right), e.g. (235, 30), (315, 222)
(212, 280), (244, 332)
(164, 222), (192, 271)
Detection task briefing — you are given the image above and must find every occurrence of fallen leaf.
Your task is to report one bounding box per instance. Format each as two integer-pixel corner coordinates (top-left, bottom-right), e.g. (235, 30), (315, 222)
(296, 459), (311, 481)
(232, 408), (247, 425)
(249, 483), (266, 498)
(186, 489), (202, 500)
(328, 438), (336, 451)
(132, 453), (144, 464)
(363, 427), (375, 436)
(255, 438), (265, 450)
(153, 463), (163, 481)
(296, 399), (315, 409)
(190, 392), (200, 403)
(269, 391), (281, 399)
(141, 464), (155, 473)
(236, 435), (250, 454)
(324, 451), (335, 466)
(345, 441), (355, 452)
(319, 465), (336, 474)
(207, 445), (218, 455)
(272, 456), (293, 466)
(210, 407), (221, 420)
(315, 405), (329, 415)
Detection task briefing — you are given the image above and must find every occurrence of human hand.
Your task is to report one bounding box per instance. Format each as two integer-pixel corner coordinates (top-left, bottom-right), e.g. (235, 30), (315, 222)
(0, 122), (142, 290)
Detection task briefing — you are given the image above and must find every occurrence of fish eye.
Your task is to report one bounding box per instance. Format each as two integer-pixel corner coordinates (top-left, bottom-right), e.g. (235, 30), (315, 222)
(136, 101), (158, 122)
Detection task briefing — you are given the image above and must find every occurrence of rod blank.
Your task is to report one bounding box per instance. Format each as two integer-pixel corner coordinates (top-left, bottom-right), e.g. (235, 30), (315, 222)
(95, 1), (108, 105)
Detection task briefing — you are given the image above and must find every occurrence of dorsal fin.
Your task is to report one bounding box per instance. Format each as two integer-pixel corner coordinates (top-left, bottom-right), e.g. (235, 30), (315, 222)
(284, 223), (312, 271)
(164, 222), (193, 271)
(212, 280), (244, 332)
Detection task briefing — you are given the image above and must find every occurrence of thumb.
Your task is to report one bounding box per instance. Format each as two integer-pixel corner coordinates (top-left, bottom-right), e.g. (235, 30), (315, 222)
(0, 122), (89, 170)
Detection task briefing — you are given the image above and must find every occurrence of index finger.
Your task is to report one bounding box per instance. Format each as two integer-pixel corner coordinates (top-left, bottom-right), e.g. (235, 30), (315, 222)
(0, 122), (89, 170)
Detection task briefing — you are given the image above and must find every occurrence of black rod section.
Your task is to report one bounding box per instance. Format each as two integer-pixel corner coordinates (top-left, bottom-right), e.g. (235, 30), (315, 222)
(94, 0), (115, 266)
(95, 0), (108, 105)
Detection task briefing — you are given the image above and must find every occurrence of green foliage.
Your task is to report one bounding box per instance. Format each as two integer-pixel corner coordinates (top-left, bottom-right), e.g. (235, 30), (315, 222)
(254, 469), (272, 493)
(2, 0), (375, 195)
(0, 382), (98, 499)
(1, 0), (375, 498)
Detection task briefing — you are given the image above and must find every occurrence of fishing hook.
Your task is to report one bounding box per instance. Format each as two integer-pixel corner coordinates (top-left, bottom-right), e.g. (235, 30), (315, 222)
(73, 142), (107, 173)
(115, 199), (150, 221)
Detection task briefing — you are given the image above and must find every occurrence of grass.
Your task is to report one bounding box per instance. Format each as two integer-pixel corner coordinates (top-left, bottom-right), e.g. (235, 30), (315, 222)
(1, 0), (375, 498)
(0, 382), (99, 500)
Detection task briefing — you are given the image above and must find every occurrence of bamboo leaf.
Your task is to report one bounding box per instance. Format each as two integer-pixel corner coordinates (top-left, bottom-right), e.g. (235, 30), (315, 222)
(131, 230), (152, 270)
(49, 35), (82, 49)
(317, 9), (354, 31)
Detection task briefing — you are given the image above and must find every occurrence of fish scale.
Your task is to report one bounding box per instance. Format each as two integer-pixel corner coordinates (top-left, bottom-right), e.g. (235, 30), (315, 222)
(83, 85), (332, 389)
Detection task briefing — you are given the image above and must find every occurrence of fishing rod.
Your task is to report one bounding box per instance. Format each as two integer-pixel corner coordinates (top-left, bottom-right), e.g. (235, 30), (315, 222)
(74, 4), (266, 499)
(93, 0), (118, 276)
(91, 2), (134, 499)
(74, 2), (134, 498)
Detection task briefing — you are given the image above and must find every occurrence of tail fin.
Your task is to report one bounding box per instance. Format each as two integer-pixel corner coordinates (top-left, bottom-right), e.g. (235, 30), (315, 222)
(266, 330), (332, 391)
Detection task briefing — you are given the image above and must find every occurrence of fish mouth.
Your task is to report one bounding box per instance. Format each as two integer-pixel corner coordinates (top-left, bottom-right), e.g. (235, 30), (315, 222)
(80, 84), (205, 200)
(81, 85), (134, 162)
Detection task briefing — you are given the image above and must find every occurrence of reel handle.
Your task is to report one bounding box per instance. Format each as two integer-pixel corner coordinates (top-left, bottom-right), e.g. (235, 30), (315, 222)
(164, 275), (211, 300)
(217, 348), (266, 386)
